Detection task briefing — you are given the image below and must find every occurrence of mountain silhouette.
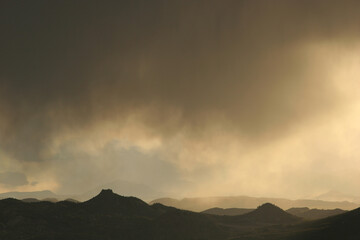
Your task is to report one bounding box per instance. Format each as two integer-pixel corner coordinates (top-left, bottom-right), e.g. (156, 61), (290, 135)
(0, 189), (226, 240)
(2, 190), (359, 240)
(240, 203), (300, 224)
(82, 189), (159, 217)
(206, 203), (301, 230)
(78, 180), (166, 201)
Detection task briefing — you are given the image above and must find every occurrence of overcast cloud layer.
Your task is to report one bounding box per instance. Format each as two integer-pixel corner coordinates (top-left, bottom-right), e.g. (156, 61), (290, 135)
(1, 0), (360, 198)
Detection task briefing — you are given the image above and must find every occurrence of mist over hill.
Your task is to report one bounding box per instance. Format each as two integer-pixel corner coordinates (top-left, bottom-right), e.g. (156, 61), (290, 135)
(202, 207), (254, 216)
(151, 195), (359, 212)
(315, 190), (360, 203)
(286, 207), (347, 220)
(0, 180), (165, 202)
(0, 190), (58, 200)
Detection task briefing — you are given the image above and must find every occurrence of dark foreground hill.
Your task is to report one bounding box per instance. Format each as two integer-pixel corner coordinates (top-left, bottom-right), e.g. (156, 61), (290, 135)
(1, 190), (360, 240)
(294, 207), (360, 240)
(232, 207), (360, 240)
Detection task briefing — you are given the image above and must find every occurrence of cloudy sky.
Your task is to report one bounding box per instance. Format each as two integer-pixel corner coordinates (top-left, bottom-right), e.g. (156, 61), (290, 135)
(1, 0), (360, 199)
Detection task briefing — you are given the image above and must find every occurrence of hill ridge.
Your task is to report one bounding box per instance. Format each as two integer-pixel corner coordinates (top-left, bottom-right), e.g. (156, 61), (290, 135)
(240, 202), (300, 224)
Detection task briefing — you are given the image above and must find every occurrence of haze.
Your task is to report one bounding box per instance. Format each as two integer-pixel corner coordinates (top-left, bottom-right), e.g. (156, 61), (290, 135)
(1, 0), (360, 200)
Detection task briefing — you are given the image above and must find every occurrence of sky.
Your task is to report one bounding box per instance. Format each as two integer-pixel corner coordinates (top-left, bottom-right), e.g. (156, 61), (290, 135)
(1, 0), (360, 199)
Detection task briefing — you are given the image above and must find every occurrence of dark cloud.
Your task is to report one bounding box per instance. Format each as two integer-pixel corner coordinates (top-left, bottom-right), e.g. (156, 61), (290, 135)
(0, 172), (29, 187)
(0, 0), (360, 165)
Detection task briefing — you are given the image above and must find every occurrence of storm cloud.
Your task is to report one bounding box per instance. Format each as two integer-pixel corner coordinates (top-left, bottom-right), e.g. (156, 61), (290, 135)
(1, 0), (360, 197)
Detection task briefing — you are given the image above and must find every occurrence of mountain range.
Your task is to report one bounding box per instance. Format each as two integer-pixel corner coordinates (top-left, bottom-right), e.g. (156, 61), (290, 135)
(202, 206), (347, 220)
(2, 188), (358, 213)
(1, 189), (359, 239)
(0, 189), (226, 240)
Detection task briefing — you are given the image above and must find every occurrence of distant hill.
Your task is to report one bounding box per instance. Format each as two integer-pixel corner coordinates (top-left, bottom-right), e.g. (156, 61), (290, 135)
(0, 190), (58, 200)
(151, 195), (359, 211)
(286, 207), (347, 220)
(202, 205), (344, 220)
(202, 203), (301, 232)
(202, 207), (254, 216)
